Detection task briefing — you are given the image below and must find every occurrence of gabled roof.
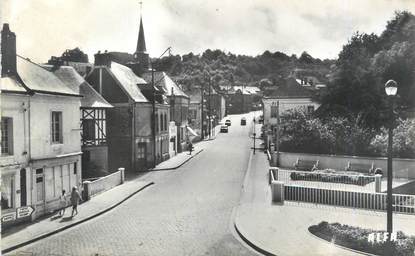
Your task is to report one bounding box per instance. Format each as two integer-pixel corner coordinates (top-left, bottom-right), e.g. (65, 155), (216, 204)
(80, 83), (113, 108)
(109, 62), (148, 103)
(16, 56), (80, 97)
(265, 78), (315, 98)
(0, 76), (27, 93)
(50, 65), (112, 108)
(141, 71), (188, 98)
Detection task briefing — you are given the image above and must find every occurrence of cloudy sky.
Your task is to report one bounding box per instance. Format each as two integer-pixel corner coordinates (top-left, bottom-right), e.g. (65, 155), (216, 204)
(1, 0), (415, 63)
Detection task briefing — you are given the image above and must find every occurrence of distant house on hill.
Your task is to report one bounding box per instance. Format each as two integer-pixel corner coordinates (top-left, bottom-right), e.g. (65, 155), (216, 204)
(289, 68), (327, 89)
(262, 79), (320, 149)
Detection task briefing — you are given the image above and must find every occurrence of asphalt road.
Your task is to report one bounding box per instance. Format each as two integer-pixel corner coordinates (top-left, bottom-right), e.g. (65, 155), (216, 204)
(10, 112), (261, 256)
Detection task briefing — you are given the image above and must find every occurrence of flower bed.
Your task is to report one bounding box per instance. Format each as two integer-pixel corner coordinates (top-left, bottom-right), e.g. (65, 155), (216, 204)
(290, 170), (375, 186)
(309, 221), (415, 256)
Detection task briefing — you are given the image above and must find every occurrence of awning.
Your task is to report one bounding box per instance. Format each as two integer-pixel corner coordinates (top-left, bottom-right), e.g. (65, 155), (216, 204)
(186, 126), (198, 137)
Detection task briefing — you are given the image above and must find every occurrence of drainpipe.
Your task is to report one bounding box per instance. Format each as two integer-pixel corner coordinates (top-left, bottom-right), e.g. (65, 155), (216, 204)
(132, 103), (136, 172)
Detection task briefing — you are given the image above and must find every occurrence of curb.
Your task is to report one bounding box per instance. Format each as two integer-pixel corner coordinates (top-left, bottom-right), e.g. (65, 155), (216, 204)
(233, 221), (276, 256)
(2, 182), (154, 254)
(233, 149), (276, 256)
(241, 150), (254, 194)
(149, 149), (204, 171)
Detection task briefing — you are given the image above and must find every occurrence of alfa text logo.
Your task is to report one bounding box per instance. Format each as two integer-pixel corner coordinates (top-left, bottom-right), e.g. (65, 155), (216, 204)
(367, 232), (397, 243)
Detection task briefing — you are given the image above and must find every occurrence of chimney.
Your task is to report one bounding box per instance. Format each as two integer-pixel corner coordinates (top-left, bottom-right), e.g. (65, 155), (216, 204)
(94, 51), (111, 67)
(1, 23), (17, 77)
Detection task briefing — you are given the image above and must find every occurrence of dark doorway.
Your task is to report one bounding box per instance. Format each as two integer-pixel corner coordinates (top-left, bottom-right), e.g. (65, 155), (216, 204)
(20, 168), (27, 206)
(136, 142), (147, 171)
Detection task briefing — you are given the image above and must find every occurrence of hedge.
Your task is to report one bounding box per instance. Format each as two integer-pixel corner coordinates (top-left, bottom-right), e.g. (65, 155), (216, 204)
(309, 221), (415, 256)
(290, 171), (375, 186)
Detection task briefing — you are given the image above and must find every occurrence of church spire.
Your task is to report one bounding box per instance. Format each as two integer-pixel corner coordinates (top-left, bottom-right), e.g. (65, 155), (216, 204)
(132, 1), (150, 72)
(136, 2), (147, 54)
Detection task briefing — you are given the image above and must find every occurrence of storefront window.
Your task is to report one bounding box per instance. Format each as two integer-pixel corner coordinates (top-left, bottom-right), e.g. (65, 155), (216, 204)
(1, 175), (14, 209)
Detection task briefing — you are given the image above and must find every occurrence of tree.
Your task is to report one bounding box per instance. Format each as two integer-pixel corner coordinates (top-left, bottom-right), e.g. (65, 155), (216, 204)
(370, 119), (415, 158)
(318, 12), (415, 128)
(299, 51), (314, 64)
(61, 47), (89, 63)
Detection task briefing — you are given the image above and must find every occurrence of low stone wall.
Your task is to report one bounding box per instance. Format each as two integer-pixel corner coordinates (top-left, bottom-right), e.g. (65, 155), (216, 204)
(83, 168), (125, 200)
(275, 152), (415, 179)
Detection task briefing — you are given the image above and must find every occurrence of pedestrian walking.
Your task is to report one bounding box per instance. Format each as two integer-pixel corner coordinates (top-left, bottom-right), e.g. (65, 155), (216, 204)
(188, 142), (194, 155)
(70, 186), (82, 217)
(58, 190), (67, 216)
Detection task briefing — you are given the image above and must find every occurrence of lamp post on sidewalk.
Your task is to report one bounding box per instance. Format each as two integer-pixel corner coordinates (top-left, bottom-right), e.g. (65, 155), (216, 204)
(253, 114), (256, 154)
(385, 79), (398, 240)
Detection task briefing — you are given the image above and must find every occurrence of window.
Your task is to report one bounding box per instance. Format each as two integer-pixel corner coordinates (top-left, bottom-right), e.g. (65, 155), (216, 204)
(1, 117), (13, 155)
(164, 114), (168, 131)
(160, 113), (164, 132)
(73, 163), (77, 175)
(51, 112), (63, 143)
(1, 175), (14, 209)
(189, 109), (197, 120)
(307, 105), (315, 114)
(271, 105), (278, 118)
(136, 142), (146, 160)
(36, 168), (44, 202)
(155, 113), (159, 133)
(82, 119), (95, 141)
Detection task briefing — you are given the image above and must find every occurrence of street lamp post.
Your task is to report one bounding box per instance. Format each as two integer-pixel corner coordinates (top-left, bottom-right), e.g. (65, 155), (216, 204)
(253, 115), (256, 154)
(385, 79), (398, 239)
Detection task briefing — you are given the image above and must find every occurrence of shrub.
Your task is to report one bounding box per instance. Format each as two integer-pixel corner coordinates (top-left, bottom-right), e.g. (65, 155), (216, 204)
(290, 171), (374, 186)
(370, 119), (415, 159)
(309, 221), (415, 256)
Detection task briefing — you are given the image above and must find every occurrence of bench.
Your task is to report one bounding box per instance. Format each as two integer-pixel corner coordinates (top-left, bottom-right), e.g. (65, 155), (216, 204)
(345, 162), (375, 174)
(293, 158), (319, 171)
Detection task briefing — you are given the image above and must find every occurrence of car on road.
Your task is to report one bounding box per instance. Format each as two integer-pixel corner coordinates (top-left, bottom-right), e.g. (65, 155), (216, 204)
(220, 125), (229, 133)
(240, 117), (246, 126)
(225, 119), (231, 126)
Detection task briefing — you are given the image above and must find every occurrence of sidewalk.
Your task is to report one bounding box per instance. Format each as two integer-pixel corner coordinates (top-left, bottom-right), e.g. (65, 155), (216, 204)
(151, 147), (204, 171)
(234, 150), (415, 256)
(1, 179), (153, 254)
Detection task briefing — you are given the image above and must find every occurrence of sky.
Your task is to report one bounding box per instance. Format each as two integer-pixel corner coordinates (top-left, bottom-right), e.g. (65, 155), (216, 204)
(1, 0), (415, 63)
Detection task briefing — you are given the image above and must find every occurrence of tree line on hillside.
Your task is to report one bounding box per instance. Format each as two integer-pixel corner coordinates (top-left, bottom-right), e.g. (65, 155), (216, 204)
(151, 49), (333, 92)
(53, 11), (415, 133)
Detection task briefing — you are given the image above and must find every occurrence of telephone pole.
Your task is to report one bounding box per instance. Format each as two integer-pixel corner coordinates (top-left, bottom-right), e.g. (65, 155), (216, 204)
(201, 82), (205, 140)
(208, 77), (212, 138)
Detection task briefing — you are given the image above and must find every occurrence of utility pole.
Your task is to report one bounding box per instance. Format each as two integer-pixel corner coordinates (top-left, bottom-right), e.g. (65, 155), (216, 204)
(201, 83), (204, 140)
(151, 67), (156, 168)
(209, 76), (212, 139)
(253, 113), (256, 154)
(241, 84), (245, 114)
(151, 47), (172, 168)
(275, 101), (280, 166)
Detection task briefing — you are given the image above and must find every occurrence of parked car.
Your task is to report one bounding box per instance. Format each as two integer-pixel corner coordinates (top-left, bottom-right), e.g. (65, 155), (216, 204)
(220, 125), (229, 133)
(240, 117), (246, 126)
(225, 119), (231, 126)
